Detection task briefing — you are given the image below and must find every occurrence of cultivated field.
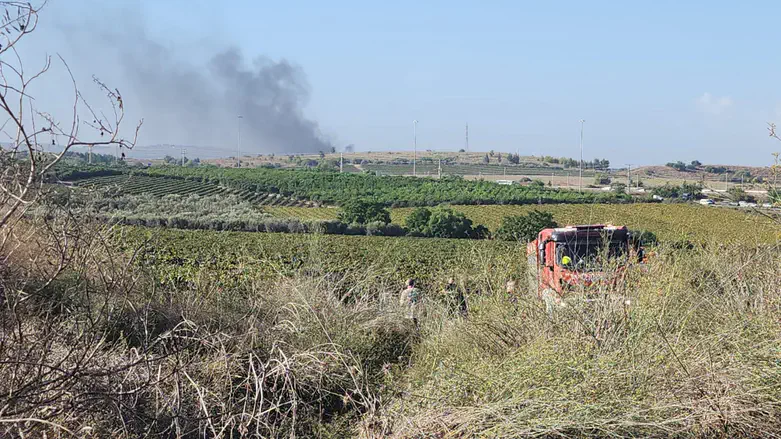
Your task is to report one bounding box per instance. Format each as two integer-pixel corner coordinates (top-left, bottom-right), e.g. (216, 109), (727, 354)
(265, 203), (781, 244)
(70, 173), (324, 207)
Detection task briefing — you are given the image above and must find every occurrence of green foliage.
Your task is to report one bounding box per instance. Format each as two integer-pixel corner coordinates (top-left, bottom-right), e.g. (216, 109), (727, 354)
(681, 181), (703, 198)
(337, 200), (391, 225)
(494, 210), (557, 242)
(53, 165), (124, 181)
(704, 165), (728, 174)
(126, 227), (522, 292)
(427, 207), (475, 239)
(377, 245), (781, 438)
(652, 182), (702, 199)
(726, 187), (755, 202)
(632, 229), (658, 246)
(666, 161), (698, 172)
(611, 182), (627, 193)
(404, 207), (431, 236)
(404, 206), (486, 239)
(134, 166), (629, 207)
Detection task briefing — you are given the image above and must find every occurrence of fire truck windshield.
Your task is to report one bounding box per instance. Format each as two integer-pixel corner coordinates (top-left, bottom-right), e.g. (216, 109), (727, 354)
(556, 240), (628, 271)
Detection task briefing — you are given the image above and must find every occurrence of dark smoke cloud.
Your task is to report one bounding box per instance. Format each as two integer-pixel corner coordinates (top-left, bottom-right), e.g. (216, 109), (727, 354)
(119, 42), (332, 154)
(55, 3), (334, 155)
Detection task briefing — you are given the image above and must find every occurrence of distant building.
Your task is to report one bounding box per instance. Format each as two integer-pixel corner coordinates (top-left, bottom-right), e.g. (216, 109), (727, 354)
(496, 180), (513, 186)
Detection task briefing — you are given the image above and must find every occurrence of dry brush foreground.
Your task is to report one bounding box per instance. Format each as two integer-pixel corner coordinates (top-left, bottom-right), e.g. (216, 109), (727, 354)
(1, 213), (781, 438)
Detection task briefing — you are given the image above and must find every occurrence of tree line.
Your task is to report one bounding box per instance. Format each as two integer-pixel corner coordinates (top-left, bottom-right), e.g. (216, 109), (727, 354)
(79, 166), (631, 207)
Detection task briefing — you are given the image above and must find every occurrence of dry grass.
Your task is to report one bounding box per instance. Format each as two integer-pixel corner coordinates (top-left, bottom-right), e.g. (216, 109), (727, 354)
(368, 244), (781, 438)
(2, 207), (781, 438)
(0, 216), (416, 438)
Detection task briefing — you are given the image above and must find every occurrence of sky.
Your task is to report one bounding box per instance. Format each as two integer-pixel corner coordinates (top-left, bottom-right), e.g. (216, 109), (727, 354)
(17, 0), (781, 166)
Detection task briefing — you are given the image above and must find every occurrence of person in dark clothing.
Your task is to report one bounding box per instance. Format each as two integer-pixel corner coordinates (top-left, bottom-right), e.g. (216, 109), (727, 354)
(442, 277), (467, 317)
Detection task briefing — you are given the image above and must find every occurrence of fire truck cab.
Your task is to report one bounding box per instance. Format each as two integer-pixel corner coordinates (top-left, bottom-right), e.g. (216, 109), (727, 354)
(526, 224), (641, 309)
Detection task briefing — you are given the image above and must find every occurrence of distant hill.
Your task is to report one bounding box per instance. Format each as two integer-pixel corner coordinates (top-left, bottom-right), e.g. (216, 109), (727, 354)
(634, 164), (775, 182)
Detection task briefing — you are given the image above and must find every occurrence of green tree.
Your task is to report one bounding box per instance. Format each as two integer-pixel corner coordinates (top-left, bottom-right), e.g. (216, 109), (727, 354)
(337, 200), (391, 225)
(611, 182), (627, 194)
(404, 207), (432, 236)
(427, 207), (474, 238)
(652, 184), (680, 199)
(681, 182), (703, 199)
(495, 210), (558, 242)
(726, 187), (754, 202)
(483, 154), (490, 164)
(404, 206), (484, 239)
(666, 161), (687, 172)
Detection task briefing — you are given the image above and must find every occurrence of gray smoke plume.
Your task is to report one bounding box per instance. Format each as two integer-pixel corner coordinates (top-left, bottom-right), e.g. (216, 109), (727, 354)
(117, 42), (333, 154)
(52, 3), (334, 155)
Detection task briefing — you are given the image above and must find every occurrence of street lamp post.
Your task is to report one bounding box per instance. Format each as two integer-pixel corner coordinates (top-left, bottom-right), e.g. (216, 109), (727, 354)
(579, 119), (585, 193)
(237, 115), (243, 168)
(626, 164), (632, 190)
(413, 120), (418, 177)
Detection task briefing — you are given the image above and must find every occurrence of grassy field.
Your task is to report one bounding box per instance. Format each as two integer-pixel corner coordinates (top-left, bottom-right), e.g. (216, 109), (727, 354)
(69, 173), (324, 207)
(73, 174), (230, 197)
(265, 203), (781, 244)
(9, 206), (781, 438)
(115, 225), (781, 438)
(123, 227), (525, 292)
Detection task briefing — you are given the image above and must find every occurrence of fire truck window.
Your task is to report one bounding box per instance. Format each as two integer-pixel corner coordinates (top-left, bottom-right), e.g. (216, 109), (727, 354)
(556, 241), (627, 269)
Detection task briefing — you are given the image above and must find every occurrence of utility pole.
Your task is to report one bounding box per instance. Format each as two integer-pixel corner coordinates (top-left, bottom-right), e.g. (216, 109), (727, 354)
(88, 144), (93, 164)
(566, 172), (569, 188)
(340, 152), (344, 173)
(579, 119), (585, 193)
(465, 123), (469, 152)
(438, 158), (442, 179)
(181, 148), (187, 167)
(626, 164), (632, 189)
(237, 115), (243, 168)
(413, 120), (418, 177)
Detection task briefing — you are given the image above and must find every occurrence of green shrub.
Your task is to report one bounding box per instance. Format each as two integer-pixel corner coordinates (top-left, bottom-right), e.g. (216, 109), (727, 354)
(337, 200), (391, 225)
(427, 207), (475, 239)
(404, 206), (486, 239)
(404, 207), (431, 236)
(727, 187), (755, 202)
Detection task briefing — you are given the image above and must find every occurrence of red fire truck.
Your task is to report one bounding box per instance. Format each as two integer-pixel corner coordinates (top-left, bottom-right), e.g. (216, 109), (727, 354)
(526, 224), (642, 311)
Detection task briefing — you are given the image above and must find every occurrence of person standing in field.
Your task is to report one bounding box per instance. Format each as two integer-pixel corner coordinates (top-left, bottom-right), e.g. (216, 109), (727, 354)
(442, 277), (467, 317)
(399, 278), (422, 327)
(506, 278), (520, 304)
